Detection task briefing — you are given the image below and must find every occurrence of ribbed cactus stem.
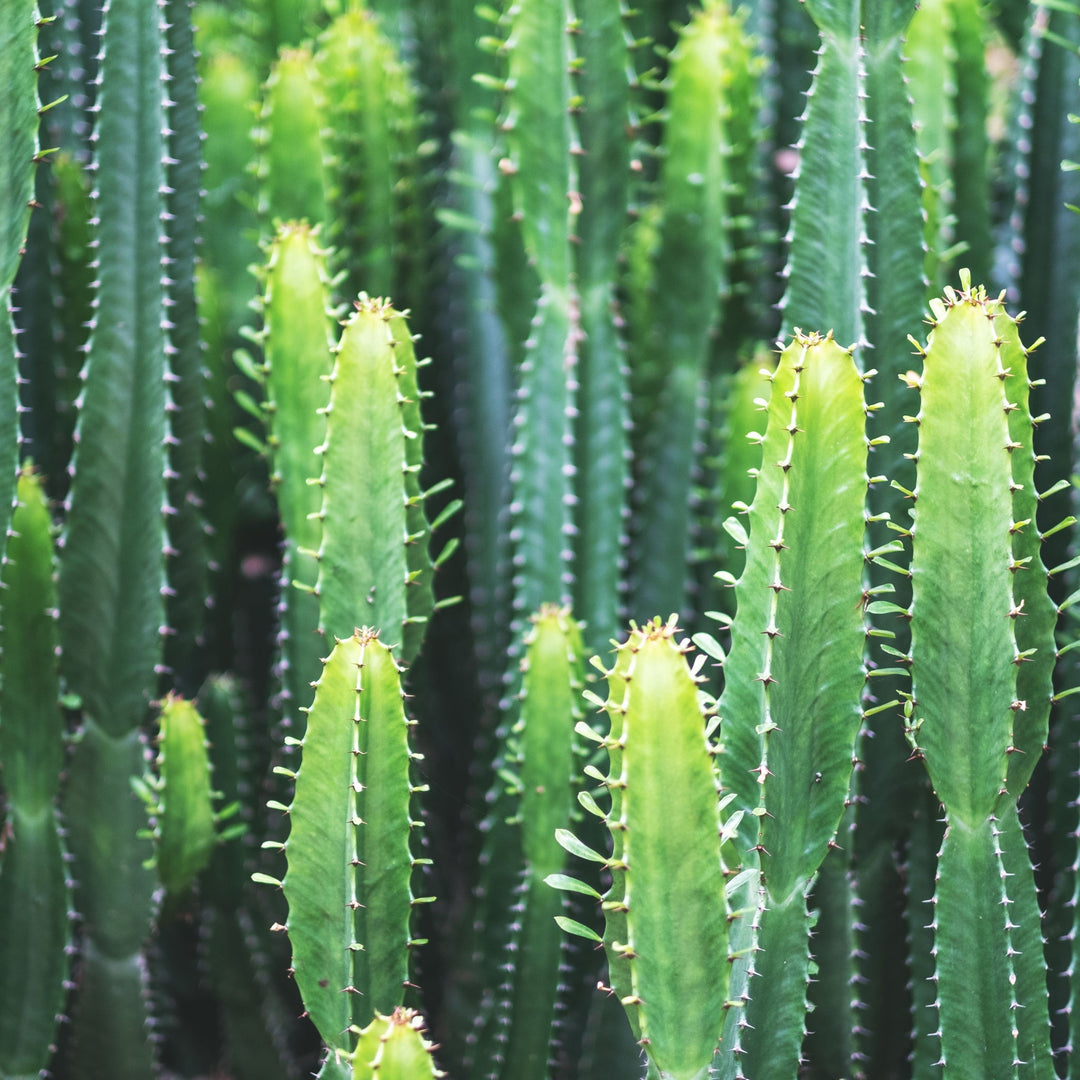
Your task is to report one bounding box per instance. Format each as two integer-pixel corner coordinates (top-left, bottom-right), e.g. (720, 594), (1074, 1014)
(905, 274), (1055, 1077)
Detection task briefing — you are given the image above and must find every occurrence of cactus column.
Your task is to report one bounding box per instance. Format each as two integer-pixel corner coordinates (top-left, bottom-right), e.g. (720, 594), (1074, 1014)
(57, 0), (173, 1074)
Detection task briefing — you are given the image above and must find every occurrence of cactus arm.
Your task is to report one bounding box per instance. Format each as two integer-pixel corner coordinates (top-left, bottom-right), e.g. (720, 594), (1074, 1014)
(259, 222), (336, 727)
(715, 331), (868, 1078)
(631, 1), (758, 622)
(315, 299), (413, 658)
(316, 9), (426, 310)
(502, 607), (585, 1077)
(489, 0), (580, 624)
(348, 1008), (445, 1079)
(0, 0), (39, 297)
(854, 4), (927, 1069)
(256, 47), (328, 229)
(0, 0), (42, 573)
(278, 631), (419, 1051)
(0, 469), (72, 1078)
(781, 0), (865, 346)
(908, 279), (1054, 1077)
(55, 0), (174, 1071)
(949, 0), (991, 284)
(595, 619), (731, 1080)
(142, 694), (224, 898)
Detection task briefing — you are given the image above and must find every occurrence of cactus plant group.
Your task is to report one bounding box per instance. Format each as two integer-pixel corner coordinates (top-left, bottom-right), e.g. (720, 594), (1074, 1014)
(3, 0), (1080, 1078)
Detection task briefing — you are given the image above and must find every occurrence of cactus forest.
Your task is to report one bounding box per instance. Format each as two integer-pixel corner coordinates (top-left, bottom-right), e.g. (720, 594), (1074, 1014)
(8, 0), (1080, 1077)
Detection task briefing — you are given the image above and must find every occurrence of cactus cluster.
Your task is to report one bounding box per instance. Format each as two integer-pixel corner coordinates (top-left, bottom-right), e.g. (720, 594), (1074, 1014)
(2, 1), (1080, 1078)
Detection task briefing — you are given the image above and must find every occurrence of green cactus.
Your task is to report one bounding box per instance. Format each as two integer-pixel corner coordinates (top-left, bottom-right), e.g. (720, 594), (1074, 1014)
(556, 616), (737, 1080)
(258, 629), (430, 1061)
(134, 693), (242, 899)
(56, 0), (174, 1071)
(902, 276), (1055, 1077)
(713, 329), (872, 1080)
(0, 468), (72, 1080)
(347, 1008), (445, 1080)
(630, 0), (761, 624)
(466, 604), (585, 1079)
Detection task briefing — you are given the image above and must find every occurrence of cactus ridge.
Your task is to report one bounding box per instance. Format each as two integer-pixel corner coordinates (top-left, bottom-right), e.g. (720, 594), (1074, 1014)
(467, 604), (586, 1078)
(630, 0), (761, 624)
(315, 7), (429, 310)
(314, 296), (453, 667)
(251, 222), (337, 735)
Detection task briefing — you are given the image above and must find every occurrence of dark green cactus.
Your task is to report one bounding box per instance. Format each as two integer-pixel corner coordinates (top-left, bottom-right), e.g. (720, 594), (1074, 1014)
(57, 0), (174, 1072)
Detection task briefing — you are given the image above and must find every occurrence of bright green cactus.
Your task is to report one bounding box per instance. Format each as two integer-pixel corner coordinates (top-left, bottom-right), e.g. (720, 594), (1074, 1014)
(902, 275), (1056, 1077)
(258, 629), (431, 1066)
(555, 616), (739, 1080)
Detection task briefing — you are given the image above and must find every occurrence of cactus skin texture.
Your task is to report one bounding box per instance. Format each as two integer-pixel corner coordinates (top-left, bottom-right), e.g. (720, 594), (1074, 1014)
(714, 330), (871, 1080)
(468, 604), (585, 1079)
(315, 7), (428, 311)
(262, 629), (430, 1059)
(256, 46), (328, 230)
(0, 467), (72, 1079)
(904, 275), (1055, 1078)
(57, 0), (172, 1072)
(557, 616), (734, 1080)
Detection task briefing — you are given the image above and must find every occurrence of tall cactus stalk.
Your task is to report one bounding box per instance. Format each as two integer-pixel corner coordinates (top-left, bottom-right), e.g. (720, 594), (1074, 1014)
(714, 330), (872, 1079)
(57, 0), (173, 1072)
(903, 274), (1056, 1077)
(0, 0), (42, 567)
(630, 0), (760, 625)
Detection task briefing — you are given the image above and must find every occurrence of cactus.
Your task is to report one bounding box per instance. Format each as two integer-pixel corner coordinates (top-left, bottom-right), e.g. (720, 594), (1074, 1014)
(713, 329), (872, 1079)
(902, 275), (1056, 1076)
(630, 0), (761, 624)
(466, 604), (585, 1079)
(56, 0), (174, 1072)
(258, 629), (430, 1061)
(134, 694), (242, 899)
(0, 468), (72, 1079)
(3, 2), (1080, 1078)
(556, 616), (737, 1080)
(347, 1008), (445, 1080)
